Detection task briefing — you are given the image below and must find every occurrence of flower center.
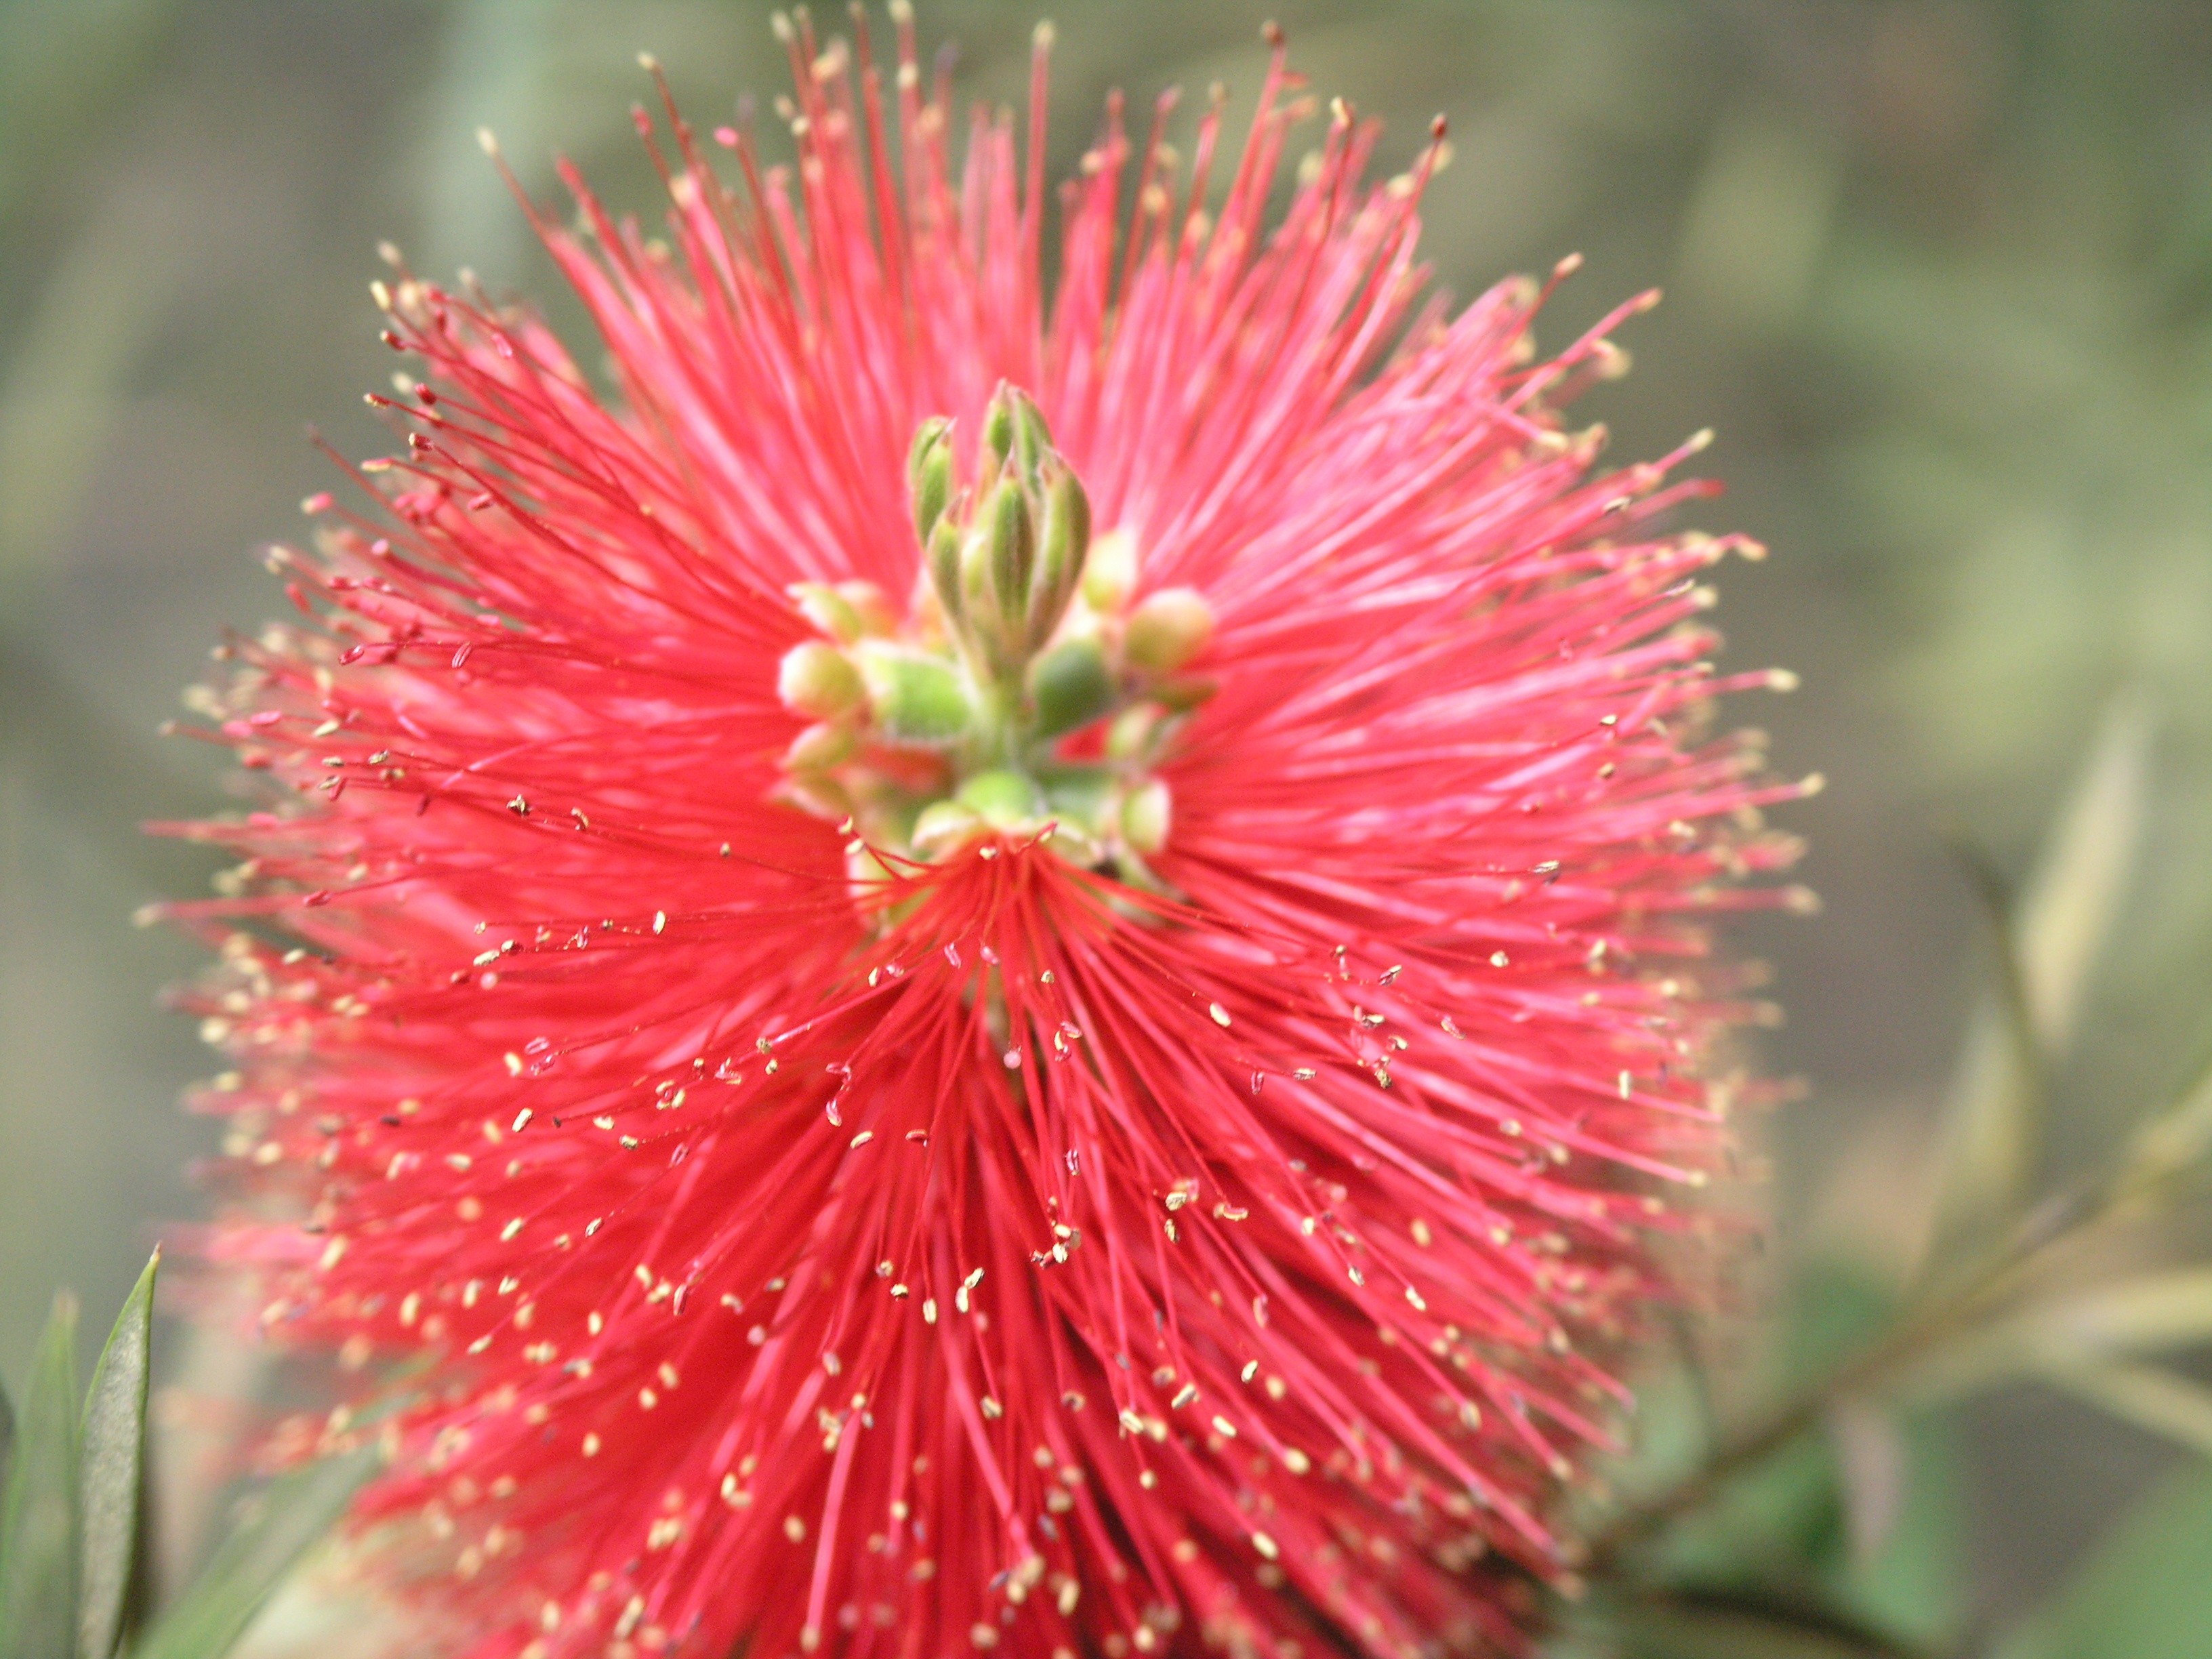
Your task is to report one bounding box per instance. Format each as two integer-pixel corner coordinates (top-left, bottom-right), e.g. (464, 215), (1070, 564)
(774, 385), (1214, 886)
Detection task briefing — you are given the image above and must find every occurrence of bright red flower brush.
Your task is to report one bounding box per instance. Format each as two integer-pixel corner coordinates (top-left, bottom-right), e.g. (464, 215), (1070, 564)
(163, 12), (1814, 1658)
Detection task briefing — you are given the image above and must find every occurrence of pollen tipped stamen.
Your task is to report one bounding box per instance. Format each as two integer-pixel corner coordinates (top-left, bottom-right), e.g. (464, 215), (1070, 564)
(177, 19), (1803, 1659)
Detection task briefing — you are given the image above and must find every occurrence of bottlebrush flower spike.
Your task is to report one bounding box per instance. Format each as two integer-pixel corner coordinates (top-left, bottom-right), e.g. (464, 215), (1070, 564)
(158, 12), (1814, 1658)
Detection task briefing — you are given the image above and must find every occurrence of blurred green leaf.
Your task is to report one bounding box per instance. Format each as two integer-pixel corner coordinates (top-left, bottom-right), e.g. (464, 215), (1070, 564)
(2122, 1050), (2212, 1188)
(1998, 1461), (2212, 1659)
(1910, 1267), (2212, 1400)
(77, 1251), (158, 1659)
(1826, 1404), (1904, 1570)
(1645, 1432), (1845, 1592)
(127, 1447), (378, 1659)
(1626, 1265), (1966, 1650)
(2014, 693), (2155, 1049)
(0, 1292), (82, 1659)
(1826, 1409), (1963, 1650)
(2043, 1361), (2212, 1459)
(1925, 695), (2152, 1268)
(2023, 1267), (2212, 1356)
(1, 1376), (15, 1502)
(1635, 1265), (1893, 1590)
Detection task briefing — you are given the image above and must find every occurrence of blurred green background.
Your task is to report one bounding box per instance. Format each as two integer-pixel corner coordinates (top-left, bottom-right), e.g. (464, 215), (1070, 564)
(3, 0), (2210, 1646)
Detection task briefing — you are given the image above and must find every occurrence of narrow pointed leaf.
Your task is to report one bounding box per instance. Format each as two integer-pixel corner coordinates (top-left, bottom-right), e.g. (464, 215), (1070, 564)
(2026, 1267), (2212, 1356)
(79, 1250), (159, 1659)
(127, 1446), (378, 1659)
(2012, 691), (2152, 1047)
(1904, 1269), (2212, 1401)
(0, 1292), (82, 1659)
(1923, 695), (2151, 1269)
(2122, 1051), (2212, 1187)
(2043, 1361), (2212, 1457)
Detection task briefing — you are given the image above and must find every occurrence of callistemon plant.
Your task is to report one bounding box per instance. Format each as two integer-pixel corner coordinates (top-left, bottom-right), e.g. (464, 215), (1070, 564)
(161, 12), (1813, 1658)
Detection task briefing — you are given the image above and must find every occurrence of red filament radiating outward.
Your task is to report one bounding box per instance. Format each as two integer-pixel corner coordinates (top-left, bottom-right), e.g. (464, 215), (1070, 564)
(159, 14), (1812, 1659)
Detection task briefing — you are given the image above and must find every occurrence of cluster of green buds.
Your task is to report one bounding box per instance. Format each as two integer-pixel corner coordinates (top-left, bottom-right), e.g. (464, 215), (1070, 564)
(773, 384), (1217, 887)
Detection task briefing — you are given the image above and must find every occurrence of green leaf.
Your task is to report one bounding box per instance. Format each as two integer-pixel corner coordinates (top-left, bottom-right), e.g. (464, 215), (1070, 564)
(2023, 1267), (2212, 1356)
(1998, 1461), (2212, 1659)
(2042, 1361), (2212, 1458)
(1628, 1265), (1966, 1650)
(79, 1251), (159, 1659)
(1, 1376), (16, 1501)
(1027, 637), (1115, 739)
(0, 1292), (83, 1659)
(1824, 1408), (1965, 1647)
(856, 644), (972, 747)
(1923, 695), (2151, 1266)
(2011, 692), (2153, 1049)
(1908, 1266), (2212, 1399)
(2121, 1051), (2212, 1187)
(127, 1447), (378, 1659)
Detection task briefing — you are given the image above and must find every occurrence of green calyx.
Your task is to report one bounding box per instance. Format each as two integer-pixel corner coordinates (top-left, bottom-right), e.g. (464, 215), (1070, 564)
(773, 384), (1216, 883)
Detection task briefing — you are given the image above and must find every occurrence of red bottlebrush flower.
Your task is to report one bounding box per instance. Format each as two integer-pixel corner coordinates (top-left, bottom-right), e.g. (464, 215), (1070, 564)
(163, 14), (1814, 1659)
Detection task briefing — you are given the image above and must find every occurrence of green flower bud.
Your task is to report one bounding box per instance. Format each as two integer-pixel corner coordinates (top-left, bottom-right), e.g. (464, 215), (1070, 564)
(1120, 778), (1172, 855)
(1040, 817), (1104, 867)
(907, 417), (954, 544)
(779, 771), (853, 821)
(1082, 527), (1138, 613)
(983, 390), (1017, 474)
(956, 495), (998, 626)
(857, 644), (972, 747)
(1105, 703), (1164, 762)
(988, 478), (1036, 623)
(1041, 768), (1113, 831)
(910, 799), (984, 857)
(784, 720), (858, 772)
(1152, 674), (1218, 713)
(1025, 459), (1091, 651)
(834, 581), (896, 637)
(1027, 636), (1115, 739)
(928, 516), (965, 630)
(1008, 390), (1052, 483)
(787, 581), (864, 644)
(1123, 587), (1215, 676)
(777, 641), (865, 720)
(956, 767), (1048, 827)
(958, 482), (1034, 672)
